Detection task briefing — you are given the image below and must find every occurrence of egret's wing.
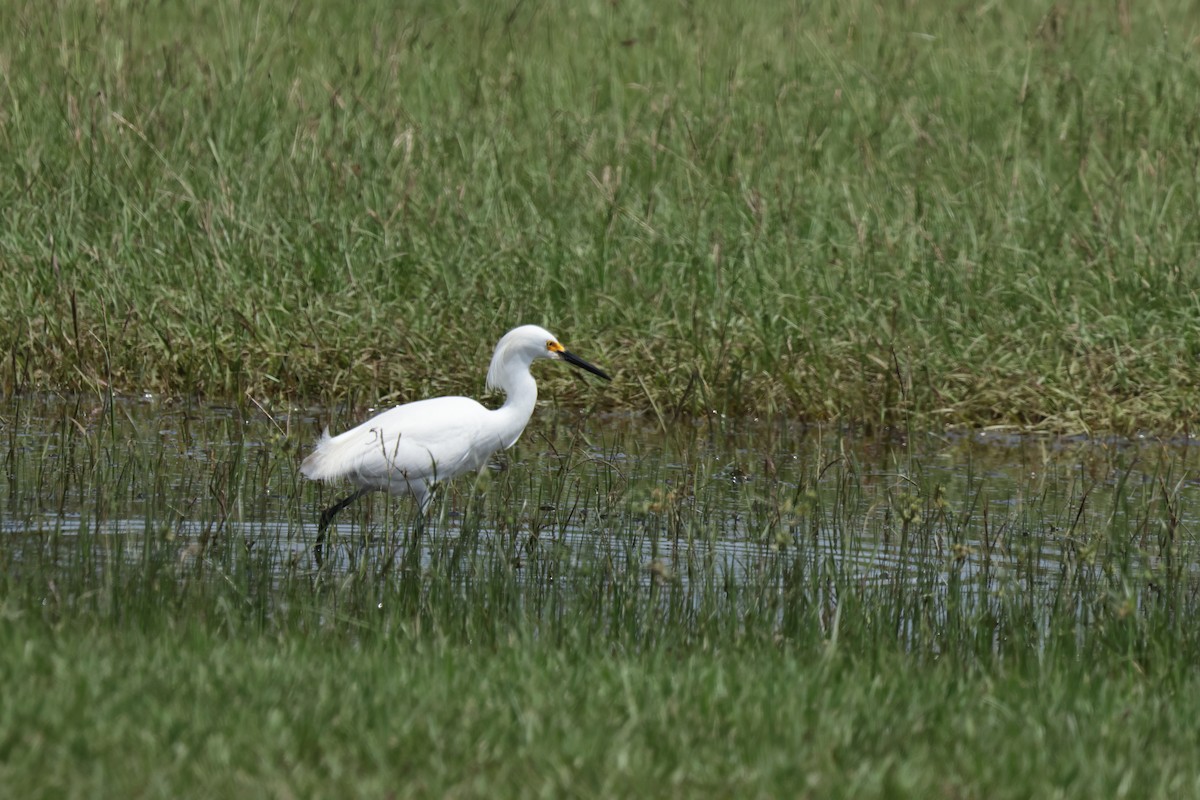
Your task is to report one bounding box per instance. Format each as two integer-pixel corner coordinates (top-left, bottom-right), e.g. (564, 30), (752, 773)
(350, 398), (490, 487)
(302, 397), (500, 493)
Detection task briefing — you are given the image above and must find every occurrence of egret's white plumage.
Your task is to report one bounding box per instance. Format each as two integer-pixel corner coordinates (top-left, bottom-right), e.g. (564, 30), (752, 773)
(301, 325), (609, 539)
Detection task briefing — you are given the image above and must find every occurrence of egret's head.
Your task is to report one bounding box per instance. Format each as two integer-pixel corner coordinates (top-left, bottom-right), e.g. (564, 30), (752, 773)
(487, 325), (611, 392)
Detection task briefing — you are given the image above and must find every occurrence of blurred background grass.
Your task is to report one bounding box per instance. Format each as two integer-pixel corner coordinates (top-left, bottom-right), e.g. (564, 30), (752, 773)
(3, 0), (1200, 428)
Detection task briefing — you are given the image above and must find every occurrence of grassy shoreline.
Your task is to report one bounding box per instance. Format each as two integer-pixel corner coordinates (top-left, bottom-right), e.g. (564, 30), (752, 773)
(3, 1), (1200, 431)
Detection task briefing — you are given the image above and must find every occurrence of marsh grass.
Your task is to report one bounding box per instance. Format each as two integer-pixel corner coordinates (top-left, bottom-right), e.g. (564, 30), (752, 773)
(4, 396), (1200, 794)
(6, 395), (1200, 658)
(3, 1), (1200, 429)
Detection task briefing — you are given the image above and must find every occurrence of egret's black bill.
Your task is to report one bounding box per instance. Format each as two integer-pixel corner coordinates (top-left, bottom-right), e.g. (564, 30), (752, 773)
(562, 350), (611, 381)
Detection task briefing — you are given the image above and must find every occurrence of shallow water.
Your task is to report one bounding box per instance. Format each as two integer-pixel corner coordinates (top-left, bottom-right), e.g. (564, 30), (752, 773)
(4, 394), (1200, 602)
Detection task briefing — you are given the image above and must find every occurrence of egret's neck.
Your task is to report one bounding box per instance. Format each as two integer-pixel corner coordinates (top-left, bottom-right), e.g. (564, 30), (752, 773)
(491, 366), (538, 448)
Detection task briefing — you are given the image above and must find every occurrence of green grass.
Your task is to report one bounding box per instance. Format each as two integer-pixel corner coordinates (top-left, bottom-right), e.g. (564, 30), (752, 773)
(5, 622), (1200, 799)
(3, 0), (1200, 430)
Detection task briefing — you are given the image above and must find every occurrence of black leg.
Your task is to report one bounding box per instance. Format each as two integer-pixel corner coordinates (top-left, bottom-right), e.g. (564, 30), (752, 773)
(314, 488), (369, 566)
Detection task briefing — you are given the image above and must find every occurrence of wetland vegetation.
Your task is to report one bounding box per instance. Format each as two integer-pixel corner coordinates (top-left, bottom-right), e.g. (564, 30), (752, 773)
(4, 0), (1200, 797)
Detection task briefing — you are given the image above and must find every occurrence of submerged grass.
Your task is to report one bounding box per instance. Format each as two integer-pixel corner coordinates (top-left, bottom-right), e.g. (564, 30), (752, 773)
(3, 0), (1200, 429)
(4, 396), (1200, 795)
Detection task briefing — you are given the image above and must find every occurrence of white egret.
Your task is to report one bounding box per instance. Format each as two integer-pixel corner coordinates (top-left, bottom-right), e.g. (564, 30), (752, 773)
(300, 324), (610, 558)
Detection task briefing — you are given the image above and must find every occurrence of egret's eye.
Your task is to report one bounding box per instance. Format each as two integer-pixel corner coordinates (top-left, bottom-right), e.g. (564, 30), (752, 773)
(547, 341), (564, 353)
